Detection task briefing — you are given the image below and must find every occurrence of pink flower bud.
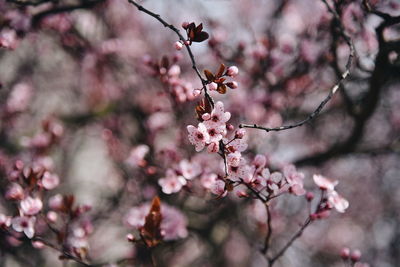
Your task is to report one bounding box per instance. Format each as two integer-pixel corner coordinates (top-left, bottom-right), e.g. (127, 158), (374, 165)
(47, 211), (58, 223)
(181, 21), (189, 29)
(15, 160), (24, 170)
(126, 233), (135, 242)
(193, 88), (201, 97)
(226, 123), (234, 131)
(207, 82), (218, 91)
(310, 213), (318, 220)
(226, 66), (239, 77)
(174, 41), (183, 50)
(351, 250), (361, 262)
(207, 142), (219, 153)
(306, 192), (314, 201)
(49, 194), (64, 210)
(202, 113), (211, 121)
(235, 129), (246, 139)
(32, 240), (44, 249)
(340, 247), (350, 260)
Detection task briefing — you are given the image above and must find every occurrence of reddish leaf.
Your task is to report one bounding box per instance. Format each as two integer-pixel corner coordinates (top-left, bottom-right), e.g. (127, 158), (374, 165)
(192, 31), (209, 42)
(204, 69), (215, 81)
(217, 84), (227, 94)
(216, 63), (226, 78)
(140, 196), (163, 248)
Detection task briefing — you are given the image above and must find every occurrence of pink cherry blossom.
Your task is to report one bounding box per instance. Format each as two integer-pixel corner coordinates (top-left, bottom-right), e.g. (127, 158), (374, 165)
(226, 138), (248, 153)
(48, 194), (64, 210)
(126, 144), (149, 167)
(0, 214), (11, 227)
(158, 169), (187, 194)
(228, 158), (247, 181)
(210, 179), (227, 197)
(12, 216), (36, 238)
(283, 165), (305, 196)
(41, 171), (60, 190)
(200, 173), (218, 189)
(313, 174), (338, 191)
(187, 123), (210, 152)
(5, 183), (24, 200)
(20, 196), (43, 216)
(206, 101), (231, 127)
(226, 66), (239, 77)
(207, 141), (219, 153)
(328, 191), (349, 213)
(203, 121), (224, 143)
(179, 159), (201, 180)
(227, 151), (242, 167)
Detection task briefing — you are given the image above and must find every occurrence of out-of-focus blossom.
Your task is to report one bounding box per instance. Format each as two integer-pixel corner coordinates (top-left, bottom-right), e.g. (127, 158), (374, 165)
(6, 82), (32, 113)
(5, 183), (24, 200)
(158, 169), (186, 194)
(12, 216), (36, 238)
(0, 214), (12, 227)
(126, 144), (149, 168)
(210, 179), (227, 197)
(20, 197), (43, 216)
(313, 174), (338, 191)
(178, 159), (201, 180)
(41, 172), (60, 190)
(328, 191), (349, 213)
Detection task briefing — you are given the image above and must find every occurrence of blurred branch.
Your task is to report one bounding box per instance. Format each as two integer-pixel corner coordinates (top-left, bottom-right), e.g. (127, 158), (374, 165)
(127, 0), (215, 107)
(6, 0), (53, 6)
(268, 217), (312, 266)
(32, 0), (105, 26)
(296, 1), (400, 166)
(239, 0), (355, 133)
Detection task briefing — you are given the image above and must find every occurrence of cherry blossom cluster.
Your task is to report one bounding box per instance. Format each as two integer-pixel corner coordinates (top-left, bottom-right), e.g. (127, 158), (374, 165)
(0, 158), (93, 259)
(143, 55), (197, 103)
(340, 248), (370, 267)
(1, 160), (59, 239)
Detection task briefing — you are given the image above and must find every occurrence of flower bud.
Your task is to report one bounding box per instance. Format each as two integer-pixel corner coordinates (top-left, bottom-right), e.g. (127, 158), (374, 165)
(181, 21), (189, 29)
(351, 250), (361, 262)
(193, 88), (201, 97)
(174, 41), (183, 50)
(226, 66), (239, 77)
(47, 211), (58, 223)
(126, 233), (135, 242)
(340, 247), (350, 260)
(235, 129), (246, 139)
(306, 192), (314, 202)
(207, 82), (218, 91)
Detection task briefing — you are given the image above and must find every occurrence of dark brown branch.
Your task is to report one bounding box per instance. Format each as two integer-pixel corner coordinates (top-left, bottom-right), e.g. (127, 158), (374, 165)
(32, 0), (105, 27)
(268, 218), (312, 266)
(239, 0), (355, 133)
(127, 0), (214, 107)
(6, 0), (52, 6)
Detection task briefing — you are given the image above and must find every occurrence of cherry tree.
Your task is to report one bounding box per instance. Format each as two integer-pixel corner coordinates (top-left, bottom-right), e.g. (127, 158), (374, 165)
(0, 0), (399, 266)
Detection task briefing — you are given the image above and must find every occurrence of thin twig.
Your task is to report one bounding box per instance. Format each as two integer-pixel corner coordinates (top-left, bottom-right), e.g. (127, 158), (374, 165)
(127, 0), (214, 107)
(239, 0), (355, 133)
(268, 217), (312, 266)
(262, 203), (272, 254)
